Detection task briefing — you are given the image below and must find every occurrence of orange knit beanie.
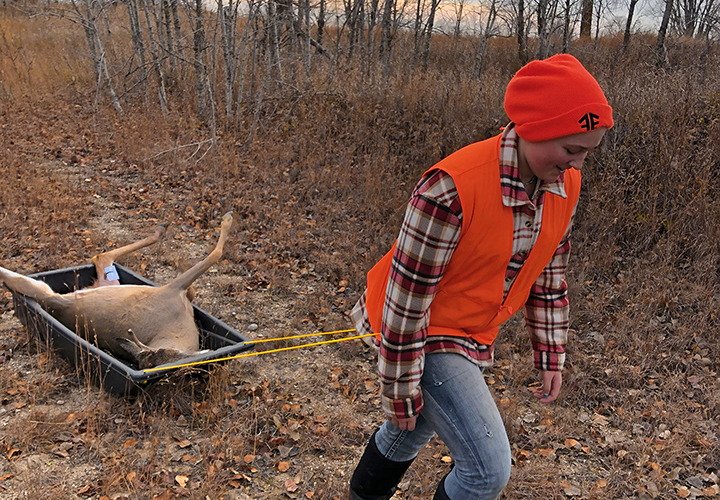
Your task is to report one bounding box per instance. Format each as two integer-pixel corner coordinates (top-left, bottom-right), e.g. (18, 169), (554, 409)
(504, 54), (614, 142)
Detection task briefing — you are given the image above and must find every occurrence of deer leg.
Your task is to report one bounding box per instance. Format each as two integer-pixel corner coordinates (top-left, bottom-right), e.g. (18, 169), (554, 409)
(166, 212), (234, 294)
(91, 223), (168, 287)
(0, 266), (58, 303)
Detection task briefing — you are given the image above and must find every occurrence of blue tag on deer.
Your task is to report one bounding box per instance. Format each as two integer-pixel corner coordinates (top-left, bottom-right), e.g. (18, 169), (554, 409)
(104, 265), (120, 281)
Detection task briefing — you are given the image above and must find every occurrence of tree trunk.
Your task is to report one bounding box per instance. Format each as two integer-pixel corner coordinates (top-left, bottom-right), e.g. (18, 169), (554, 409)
(162, 0), (177, 75)
(562, 0), (571, 52)
(421, 0), (440, 72)
(141, 0), (169, 113)
(593, 0), (602, 46)
(234, 0), (258, 126)
(622, 0), (639, 53)
(219, 0), (239, 119)
(345, 0), (363, 58)
(517, 0), (528, 64)
(411, 0), (424, 69)
(317, 0), (326, 46)
(580, 0), (592, 37)
(656, 0), (673, 67)
(170, 0), (182, 77)
(126, 0), (149, 100)
(536, 0), (548, 58)
(192, 0), (208, 122)
(302, 0), (311, 72)
(380, 0), (395, 78)
(473, 0), (496, 78)
(73, 0), (123, 114)
(266, 0), (282, 76)
(536, 0), (557, 59)
(452, 0), (464, 54)
(364, 0), (379, 73)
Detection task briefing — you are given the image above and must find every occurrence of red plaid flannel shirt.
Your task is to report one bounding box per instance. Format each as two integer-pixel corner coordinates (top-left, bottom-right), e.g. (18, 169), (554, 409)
(351, 124), (575, 420)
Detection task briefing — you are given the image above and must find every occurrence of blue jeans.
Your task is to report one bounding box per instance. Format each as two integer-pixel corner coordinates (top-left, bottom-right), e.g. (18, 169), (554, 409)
(374, 353), (511, 500)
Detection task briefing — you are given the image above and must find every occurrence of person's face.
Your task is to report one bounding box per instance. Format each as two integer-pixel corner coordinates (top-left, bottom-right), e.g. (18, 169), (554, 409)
(517, 127), (607, 183)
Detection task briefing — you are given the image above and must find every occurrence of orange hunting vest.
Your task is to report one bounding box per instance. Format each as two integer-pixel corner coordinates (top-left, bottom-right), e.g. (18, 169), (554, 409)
(365, 133), (581, 345)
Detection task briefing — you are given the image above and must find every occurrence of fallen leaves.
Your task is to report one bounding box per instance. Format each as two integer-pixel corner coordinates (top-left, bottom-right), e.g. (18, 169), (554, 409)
(678, 486), (691, 498)
(285, 478), (298, 492)
(564, 438), (580, 449)
(77, 484), (96, 497)
(591, 413), (610, 427)
(123, 439), (138, 449)
(560, 481), (582, 496)
(151, 489), (175, 500)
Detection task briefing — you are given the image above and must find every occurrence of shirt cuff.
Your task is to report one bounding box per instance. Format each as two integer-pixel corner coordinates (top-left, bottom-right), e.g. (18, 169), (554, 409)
(532, 343), (566, 371)
(381, 391), (424, 420)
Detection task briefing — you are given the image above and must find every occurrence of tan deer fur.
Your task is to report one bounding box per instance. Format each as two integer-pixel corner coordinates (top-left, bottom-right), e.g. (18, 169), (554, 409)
(0, 212), (235, 369)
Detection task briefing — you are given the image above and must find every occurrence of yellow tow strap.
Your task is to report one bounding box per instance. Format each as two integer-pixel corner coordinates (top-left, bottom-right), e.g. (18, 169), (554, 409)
(141, 328), (375, 373)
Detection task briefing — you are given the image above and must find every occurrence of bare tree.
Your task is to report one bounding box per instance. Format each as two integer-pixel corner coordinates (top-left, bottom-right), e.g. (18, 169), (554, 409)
(126, 0), (149, 100)
(593, 0), (605, 45)
(537, 0), (560, 58)
(70, 0), (123, 113)
(452, 0), (465, 53)
(517, 0), (528, 63)
(219, 0), (240, 119)
(234, 0), (260, 124)
(656, 0), (674, 66)
(473, 0), (498, 77)
(344, 0), (364, 57)
(317, 0), (326, 46)
(696, 0), (718, 35)
(169, 0), (183, 76)
(621, 0), (640, 52)
(380, 0), (395, 77)
(562, 0), (574, 52)
(141, 0), (169, 113)
(580, 0), (592, 36)
(363, 0), (381, 72)
(159, 0), (177, 75)
(672, 0), (718, 36)
(191, 0), (211, 122)
(421, 0), (441, 71)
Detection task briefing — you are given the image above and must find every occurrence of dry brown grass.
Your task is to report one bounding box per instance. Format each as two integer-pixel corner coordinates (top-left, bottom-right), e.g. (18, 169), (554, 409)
(0, 6), (718, 500)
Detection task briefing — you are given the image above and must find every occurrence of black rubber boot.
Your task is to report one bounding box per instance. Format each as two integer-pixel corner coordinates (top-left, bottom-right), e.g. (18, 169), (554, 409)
(348, 431), (415, 500)
(432, 475), (451, 500)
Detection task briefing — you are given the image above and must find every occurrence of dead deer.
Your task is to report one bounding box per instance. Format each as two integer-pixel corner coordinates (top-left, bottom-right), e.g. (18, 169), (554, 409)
(0, 211), (235, 369)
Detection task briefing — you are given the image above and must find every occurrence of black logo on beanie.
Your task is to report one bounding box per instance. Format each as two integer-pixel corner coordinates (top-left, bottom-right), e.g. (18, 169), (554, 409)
(579, 112), (600, 131)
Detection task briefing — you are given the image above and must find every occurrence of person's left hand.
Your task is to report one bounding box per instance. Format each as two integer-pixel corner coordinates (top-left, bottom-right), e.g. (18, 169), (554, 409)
(532, 370), (562, 403)
(390, 415), (417, 431)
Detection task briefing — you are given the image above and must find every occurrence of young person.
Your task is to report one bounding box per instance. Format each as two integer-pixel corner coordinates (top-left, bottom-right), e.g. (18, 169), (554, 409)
(348, 54), (614, 500)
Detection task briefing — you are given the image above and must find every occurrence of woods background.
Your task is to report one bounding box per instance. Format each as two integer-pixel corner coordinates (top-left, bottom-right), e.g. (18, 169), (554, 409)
(0, 0), (719, 498)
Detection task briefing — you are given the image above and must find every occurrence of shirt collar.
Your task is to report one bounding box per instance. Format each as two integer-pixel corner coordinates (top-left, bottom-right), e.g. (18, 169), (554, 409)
(499, 123), (567, 207)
